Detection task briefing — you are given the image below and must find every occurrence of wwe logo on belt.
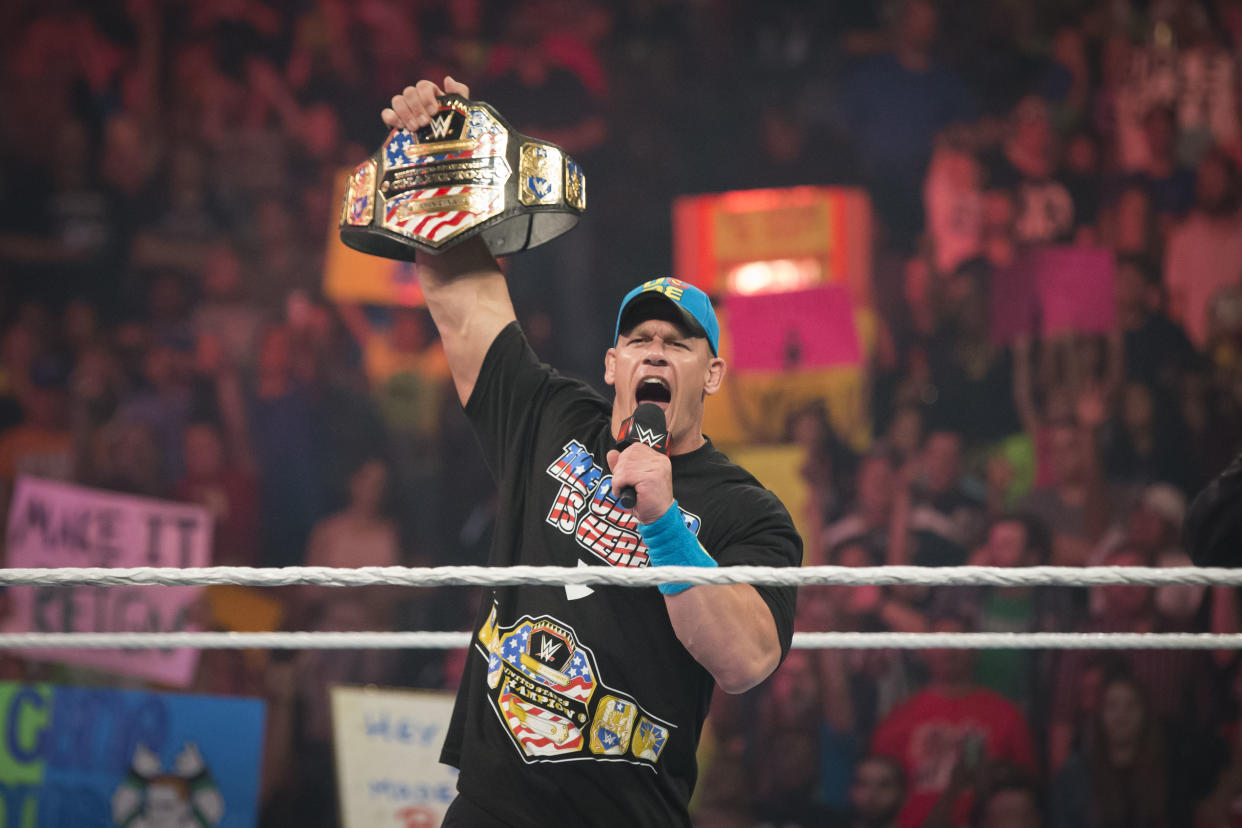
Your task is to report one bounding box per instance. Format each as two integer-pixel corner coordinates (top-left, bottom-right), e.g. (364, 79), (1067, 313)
(427, 113), (454, 140)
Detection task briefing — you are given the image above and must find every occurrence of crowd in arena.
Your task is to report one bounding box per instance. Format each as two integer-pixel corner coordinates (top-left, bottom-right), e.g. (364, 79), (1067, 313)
(4, 0), (1242, 825)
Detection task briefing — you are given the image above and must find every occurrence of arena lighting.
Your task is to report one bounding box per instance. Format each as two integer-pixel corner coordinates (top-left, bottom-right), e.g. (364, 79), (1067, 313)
(725, 258), (823, 295)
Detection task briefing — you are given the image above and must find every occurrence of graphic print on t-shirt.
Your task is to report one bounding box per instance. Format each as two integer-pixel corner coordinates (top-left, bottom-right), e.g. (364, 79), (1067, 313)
(909, 721), (987, 793)
(477, 605), (675, 767)
(544, 440), (701, 568)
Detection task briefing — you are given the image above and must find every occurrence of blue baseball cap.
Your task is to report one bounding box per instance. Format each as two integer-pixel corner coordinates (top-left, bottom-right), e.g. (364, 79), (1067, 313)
(614, 278), (719, 355)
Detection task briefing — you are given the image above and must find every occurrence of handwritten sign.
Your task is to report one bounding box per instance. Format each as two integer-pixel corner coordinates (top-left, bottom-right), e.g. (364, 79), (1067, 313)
(332, 686), (458, 828)
(725, 286), (862, 373)
(0, 682), (264, 827)
(2, 477), (212, 686)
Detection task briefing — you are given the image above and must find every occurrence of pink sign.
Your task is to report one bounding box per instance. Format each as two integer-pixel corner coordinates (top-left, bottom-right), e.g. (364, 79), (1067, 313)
(2, 477), (211, 686)
(989, 246), (1118, 344)
(724, 286), (862, 373)
(1035, 247), (1117, 337)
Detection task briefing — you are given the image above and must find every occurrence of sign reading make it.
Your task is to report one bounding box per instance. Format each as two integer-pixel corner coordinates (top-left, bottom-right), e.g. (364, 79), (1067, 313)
(2, 476), (212, 687)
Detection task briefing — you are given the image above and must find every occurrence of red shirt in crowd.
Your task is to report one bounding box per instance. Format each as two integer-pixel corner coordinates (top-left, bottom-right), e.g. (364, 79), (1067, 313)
(175, 470), (260, 567)
(872, 687), (1038, 828)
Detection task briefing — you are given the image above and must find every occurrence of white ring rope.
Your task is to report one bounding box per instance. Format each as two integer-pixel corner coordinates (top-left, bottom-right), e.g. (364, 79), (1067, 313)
(0, 631), (1240, 650)
(0, 565), (1236, 589)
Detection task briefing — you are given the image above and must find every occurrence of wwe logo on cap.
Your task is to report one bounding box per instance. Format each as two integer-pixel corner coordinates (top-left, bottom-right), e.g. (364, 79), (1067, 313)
(428, 113), (454, 140)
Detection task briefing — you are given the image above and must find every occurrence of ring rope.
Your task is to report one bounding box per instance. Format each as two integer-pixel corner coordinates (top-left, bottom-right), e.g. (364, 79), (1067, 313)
(0, 565), (1235, 589)
(0, 631), (1240, 650)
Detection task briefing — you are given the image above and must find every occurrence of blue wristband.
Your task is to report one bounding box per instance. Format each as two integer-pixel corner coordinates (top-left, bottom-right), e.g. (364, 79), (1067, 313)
(637, 500), (716, 595)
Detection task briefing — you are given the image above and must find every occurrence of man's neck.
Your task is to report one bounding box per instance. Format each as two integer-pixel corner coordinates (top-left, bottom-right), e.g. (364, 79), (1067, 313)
(669, 432), (706, 457)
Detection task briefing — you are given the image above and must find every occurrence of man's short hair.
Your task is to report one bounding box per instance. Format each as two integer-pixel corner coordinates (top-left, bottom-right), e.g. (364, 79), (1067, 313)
(993, 512), (1052, 565)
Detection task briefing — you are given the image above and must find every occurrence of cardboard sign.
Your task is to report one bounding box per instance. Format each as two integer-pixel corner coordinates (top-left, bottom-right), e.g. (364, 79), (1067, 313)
(989, 246), (1117, 344)
(0, 682), (264, 827)
(725, 286), (862, 373)
(324, 170), (427, 307)
(332, 686), (458, 828)
(2, 477), (211, 686)
(1035, 246), (1117, 336)
(674, 187), (874, 307)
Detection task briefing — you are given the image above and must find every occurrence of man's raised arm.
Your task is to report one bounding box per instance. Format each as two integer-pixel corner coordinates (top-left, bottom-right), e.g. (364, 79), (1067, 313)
(382, 78), (517, 406)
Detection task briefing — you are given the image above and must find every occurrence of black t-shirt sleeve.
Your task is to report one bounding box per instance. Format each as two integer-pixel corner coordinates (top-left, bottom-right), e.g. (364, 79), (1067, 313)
(709, 487), (803, 659)
(463, 321), (608, 481)
(1186, 451), (1242, 567)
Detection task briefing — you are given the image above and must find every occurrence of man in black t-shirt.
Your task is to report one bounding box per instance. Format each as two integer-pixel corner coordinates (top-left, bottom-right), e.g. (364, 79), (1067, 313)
(381, 78), (802, 827)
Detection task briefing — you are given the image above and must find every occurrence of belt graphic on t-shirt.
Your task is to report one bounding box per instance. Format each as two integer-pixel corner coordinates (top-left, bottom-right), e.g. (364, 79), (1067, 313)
(544, 440), (701, 568)
(476, 604), (674, 768)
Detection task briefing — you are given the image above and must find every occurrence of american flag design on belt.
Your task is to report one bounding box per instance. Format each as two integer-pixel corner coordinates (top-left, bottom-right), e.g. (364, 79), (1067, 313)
(379, 105), (511, 247)
(476, 606), (676, 767)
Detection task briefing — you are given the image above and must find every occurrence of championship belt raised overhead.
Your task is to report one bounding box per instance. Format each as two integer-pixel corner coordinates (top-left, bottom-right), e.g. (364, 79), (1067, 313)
(339, 94), (586, 259)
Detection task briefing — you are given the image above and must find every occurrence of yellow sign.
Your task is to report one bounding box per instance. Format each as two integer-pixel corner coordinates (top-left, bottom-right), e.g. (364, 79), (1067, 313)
(324, 169), (426, 306)
(712, 201), (832, 262)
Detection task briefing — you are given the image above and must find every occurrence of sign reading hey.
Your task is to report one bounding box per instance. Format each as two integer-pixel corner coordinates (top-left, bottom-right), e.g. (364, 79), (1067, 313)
(331, 686), (458, 828)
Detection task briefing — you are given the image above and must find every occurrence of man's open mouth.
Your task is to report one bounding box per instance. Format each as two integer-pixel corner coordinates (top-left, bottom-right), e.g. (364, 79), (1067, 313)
(635, 376), (671, 405)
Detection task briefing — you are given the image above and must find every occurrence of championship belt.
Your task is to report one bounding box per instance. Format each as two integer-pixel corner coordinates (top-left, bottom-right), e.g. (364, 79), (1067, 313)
(338, 94), (586, 259)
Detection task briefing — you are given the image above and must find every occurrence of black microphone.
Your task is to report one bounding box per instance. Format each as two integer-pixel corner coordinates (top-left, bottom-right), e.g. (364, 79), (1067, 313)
(614, 403), (670, 510)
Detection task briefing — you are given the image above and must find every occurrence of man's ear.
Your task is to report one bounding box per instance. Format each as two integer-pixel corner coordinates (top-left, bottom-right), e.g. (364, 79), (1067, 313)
(604, 347), (617, 387)
(703, 357), (726, 396)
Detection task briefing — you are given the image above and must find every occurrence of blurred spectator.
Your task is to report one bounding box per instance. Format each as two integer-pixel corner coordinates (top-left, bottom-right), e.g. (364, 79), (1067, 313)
(934, 513), (1069, 716)
(113, 334), (195, 485)
(822, 450), (906, 567)
(834, 0), (977, 248)
(131, 144), (226, 275)
(0, 353), (75, 509)
(338, 303), (451, 547)
(750, 650), (836, 826)
(299, 456), (402, 628)
(1125, 105), (1197, 228)
(245, 323), (326, 567)
(1051, 670), (1185, 828)
(1018, 394), (1113, 567)
(1061, 129), (1102, 240)
(1092, 483), (1202, 628)
(1098, 381), (1189, 492)
(174, 420), (260, 567)
(1115, 254), (1199, 398)
(86, 419), (165, 498)
(908, 429), (986, 565)
(872, 614), (1038, 828)
(924, 141), (985, 274)
(969, 768), (1043, 828)
(924, 260), (1022, 444)
(829, 754), (907, 828)
(984, 96), (1078, 245)
(787, 402), (857, 551)
(192, 246), (265, 369)
(1165, 148), (1242, 349)
(1050, 547), (1211, 776)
